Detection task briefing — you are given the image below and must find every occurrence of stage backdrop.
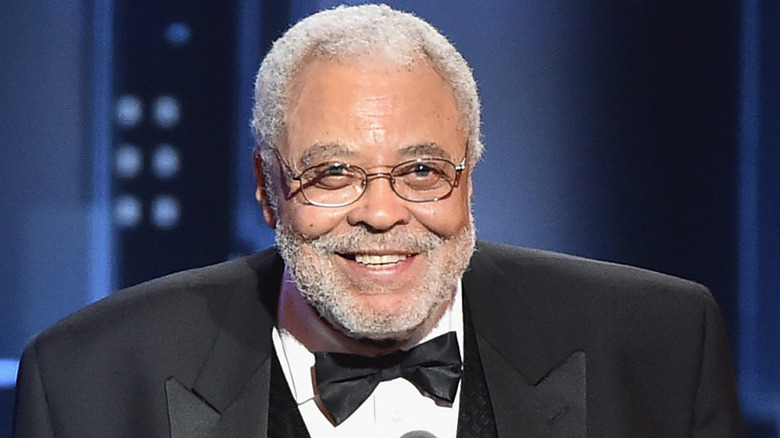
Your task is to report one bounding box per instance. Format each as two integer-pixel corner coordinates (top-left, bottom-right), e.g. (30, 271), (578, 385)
(1, 0), (777, 436)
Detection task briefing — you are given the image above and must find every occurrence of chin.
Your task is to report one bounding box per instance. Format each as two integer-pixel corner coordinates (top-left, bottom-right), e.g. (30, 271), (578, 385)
(321, 291), (444, 342)
(340, 319), (425, 343)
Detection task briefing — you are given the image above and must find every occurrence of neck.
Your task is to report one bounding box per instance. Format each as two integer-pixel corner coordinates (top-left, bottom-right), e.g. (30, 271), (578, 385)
(277, 269), (449, 357)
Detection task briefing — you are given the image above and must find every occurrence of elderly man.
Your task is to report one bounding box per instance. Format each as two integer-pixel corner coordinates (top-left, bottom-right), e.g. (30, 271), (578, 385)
(14, 4), (742, 437)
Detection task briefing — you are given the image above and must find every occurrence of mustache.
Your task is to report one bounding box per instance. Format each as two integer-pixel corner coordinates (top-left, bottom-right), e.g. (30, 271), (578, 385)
(308, 226), (445, 255)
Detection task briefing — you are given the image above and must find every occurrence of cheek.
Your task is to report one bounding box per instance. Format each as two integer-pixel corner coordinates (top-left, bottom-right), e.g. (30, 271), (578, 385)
(412, 197), (471, 238)
(282, 204), (349, 239)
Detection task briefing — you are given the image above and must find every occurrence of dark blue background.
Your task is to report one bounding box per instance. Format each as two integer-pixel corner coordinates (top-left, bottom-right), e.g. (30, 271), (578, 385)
(1, 0), (777, 436)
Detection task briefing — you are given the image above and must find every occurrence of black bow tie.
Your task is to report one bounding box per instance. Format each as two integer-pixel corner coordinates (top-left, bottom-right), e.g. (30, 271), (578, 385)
(313, 331), (463, 425)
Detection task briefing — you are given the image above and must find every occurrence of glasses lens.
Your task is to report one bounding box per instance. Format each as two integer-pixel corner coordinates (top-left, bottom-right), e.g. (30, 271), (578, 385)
(392, 159), (456, 202)
(300, 163), (364, 206)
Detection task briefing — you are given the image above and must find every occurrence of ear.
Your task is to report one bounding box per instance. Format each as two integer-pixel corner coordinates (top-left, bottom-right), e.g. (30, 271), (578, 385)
(253, 151), (278, 228)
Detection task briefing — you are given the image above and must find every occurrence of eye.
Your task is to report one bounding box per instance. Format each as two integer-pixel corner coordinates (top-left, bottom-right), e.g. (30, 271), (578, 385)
(303, 163), (357, 190)
(410, 164), (434, 178)
(323, 164), (348, 175)
(396, 161), (446, 178)
(394, 160), (452, 190)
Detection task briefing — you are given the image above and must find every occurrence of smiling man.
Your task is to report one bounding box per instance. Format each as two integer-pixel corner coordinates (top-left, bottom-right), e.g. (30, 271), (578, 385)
(253, 24), (480, 434)
(14, 4), (743, 438)
(267, 59), (475, 345)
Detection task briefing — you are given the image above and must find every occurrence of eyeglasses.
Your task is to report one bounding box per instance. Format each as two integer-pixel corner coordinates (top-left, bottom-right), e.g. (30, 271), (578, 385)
(270, 148), (466, 207)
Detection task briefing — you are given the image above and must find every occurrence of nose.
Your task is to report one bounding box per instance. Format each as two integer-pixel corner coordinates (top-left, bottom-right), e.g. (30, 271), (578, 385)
(346, 174), (410, 231)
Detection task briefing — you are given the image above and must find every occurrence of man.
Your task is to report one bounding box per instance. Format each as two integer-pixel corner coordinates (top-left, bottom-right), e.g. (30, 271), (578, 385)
(14, 4), (743, 437)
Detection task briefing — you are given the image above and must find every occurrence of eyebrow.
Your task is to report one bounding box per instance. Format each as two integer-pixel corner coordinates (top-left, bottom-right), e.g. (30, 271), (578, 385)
(298, 142), (358, 167)
(297, 141), (457, 167)
(397, 142), (454, 160)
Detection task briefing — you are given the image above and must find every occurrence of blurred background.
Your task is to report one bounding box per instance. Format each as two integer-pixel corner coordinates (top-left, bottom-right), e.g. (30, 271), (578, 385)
(0, 0), (777, 436)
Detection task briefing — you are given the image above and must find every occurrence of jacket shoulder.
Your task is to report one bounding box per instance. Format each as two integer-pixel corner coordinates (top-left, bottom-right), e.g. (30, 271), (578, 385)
(15, 249), (283, 436)
(470, 240), (712, 301)
(36, 248), (281, 345)
(25, 249), (282, 390)
(466, 241), (720, 357)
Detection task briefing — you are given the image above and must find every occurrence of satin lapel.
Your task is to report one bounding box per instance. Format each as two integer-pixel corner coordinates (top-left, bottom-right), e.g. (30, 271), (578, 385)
(166, 360), (271, 438)
(214, 358), (271, 438)
(166, 377), (220, 438)
(478, 338), (586, 437)
(464, 242), (587, 437)
(165, 249), (284, 438)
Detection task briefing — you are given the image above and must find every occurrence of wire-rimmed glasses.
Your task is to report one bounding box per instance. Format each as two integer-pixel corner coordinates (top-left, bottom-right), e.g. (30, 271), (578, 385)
(270, 148), (466, 207)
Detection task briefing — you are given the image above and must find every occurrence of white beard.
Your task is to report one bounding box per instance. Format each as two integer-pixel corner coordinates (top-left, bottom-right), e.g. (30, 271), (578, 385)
(275, 219), (475, 341)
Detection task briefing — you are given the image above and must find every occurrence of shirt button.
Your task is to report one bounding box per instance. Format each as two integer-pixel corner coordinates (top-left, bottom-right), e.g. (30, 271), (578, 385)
(392, 409), (404, 423)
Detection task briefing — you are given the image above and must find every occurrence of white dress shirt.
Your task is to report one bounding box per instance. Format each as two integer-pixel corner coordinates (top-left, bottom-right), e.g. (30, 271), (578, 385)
(272, 283), (464, 438)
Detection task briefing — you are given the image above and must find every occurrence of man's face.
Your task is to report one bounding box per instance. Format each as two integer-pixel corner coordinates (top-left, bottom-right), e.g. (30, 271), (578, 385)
(261, 59), (475, 341)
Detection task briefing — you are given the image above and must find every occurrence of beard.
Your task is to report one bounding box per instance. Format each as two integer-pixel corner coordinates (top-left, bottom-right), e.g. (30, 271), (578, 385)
(275, 219), (476, 342)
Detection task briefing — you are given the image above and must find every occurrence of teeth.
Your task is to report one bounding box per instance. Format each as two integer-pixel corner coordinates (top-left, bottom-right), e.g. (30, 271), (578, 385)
(354, 254), (408, 265)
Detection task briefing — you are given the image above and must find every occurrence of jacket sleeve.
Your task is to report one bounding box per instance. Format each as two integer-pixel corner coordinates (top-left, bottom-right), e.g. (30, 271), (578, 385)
(13, 338), (55, 438)
(691, 292), (745, 438)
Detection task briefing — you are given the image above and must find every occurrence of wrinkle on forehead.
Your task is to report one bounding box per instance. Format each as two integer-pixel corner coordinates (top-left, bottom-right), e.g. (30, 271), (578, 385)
(283, 58), (466, 170)
(354, 94), (393, 145)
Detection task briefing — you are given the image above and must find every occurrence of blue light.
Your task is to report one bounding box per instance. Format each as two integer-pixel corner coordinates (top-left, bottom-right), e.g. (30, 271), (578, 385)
(151, 195), (180, 229)
(115, 143), (143, 179)
(165, 22), (191, 47)
(152, 144), (180, 179)
(114, 94), (143, 128)
(114, 195), (142, 228)
(0, 358), (19, 388)
(152, 95), (181, 129)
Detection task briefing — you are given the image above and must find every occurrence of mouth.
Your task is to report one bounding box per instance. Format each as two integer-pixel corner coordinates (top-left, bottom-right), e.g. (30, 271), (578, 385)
(340, 253), (411, 267)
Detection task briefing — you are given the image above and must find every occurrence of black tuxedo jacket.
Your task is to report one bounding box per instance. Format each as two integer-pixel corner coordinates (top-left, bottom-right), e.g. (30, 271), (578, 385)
(13, 242), (743, 437)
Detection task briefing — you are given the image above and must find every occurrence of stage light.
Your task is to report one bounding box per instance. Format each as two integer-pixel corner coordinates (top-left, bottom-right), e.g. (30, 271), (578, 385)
(151, 195), (180, 229)
(115, 95), (143, 129)
(165, 22), (192, 47)
(115, 143), (143, 179)
(152, 144), (180, 179)
(152, 95), (180, 129)
(111, 2), (237, 287)
(114, 195), (142, 228)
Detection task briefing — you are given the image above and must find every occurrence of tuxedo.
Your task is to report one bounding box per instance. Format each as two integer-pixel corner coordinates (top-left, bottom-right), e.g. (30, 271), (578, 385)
(13, 241), (743, 437)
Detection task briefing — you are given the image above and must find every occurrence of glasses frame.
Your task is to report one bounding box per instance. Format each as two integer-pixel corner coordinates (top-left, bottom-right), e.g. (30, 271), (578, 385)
(269, 147), (467, 208)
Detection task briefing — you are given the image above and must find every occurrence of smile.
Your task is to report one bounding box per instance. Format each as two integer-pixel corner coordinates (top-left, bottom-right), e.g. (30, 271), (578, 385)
(352, 254), (409, 266)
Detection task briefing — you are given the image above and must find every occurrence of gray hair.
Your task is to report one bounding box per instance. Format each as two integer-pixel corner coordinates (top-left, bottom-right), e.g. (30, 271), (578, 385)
(251, 4), (482, 167)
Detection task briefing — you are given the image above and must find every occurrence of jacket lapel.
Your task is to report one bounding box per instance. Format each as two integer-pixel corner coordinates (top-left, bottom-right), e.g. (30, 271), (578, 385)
(477, 338), (586, 437)
(165, 250), (285, 438)
(166, 377), (220, 438)
(166, 362), (271, 438)
(464, 243), (587, 437)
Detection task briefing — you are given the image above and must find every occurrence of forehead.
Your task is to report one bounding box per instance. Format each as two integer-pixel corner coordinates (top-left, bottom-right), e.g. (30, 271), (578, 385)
(282, 59), (465, 165)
